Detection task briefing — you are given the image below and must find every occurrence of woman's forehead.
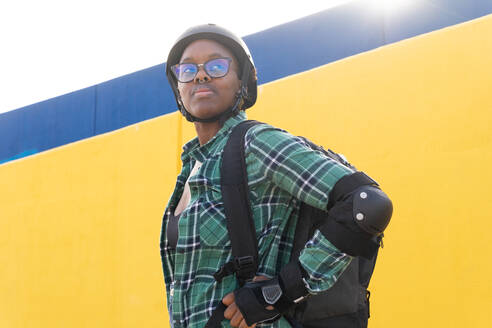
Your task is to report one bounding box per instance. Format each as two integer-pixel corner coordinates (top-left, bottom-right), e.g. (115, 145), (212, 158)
(180, 39), (235, 63)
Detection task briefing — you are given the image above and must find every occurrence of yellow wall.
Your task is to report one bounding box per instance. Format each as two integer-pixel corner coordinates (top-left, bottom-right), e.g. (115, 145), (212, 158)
(0, 113), (180, 327)
(1, 14), (491, 327)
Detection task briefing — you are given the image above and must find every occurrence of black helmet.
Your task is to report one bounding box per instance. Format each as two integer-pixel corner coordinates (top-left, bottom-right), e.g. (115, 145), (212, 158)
(166, 24), (257, 123)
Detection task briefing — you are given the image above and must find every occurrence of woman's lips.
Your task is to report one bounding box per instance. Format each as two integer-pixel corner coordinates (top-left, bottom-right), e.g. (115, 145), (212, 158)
(194, 90), (214, 97)
(193, 86), (215, 97)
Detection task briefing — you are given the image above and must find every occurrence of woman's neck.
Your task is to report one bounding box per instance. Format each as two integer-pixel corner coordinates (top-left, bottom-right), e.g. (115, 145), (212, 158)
(194, 121), (223, 145)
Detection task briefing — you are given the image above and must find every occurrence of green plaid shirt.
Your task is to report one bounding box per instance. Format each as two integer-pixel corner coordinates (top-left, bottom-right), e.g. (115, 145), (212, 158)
(160, 112), (354, 328)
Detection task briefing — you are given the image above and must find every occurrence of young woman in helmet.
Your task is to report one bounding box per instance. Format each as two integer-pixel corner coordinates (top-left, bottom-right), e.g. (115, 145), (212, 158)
(160, 24), (391, 328)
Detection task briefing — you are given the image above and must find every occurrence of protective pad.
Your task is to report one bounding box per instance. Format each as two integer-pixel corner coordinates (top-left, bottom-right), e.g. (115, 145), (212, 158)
(353, 185), (393, 235)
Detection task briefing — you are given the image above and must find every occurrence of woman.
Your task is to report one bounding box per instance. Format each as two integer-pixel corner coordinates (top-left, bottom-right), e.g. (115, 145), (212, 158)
(160, 24), (391, 328)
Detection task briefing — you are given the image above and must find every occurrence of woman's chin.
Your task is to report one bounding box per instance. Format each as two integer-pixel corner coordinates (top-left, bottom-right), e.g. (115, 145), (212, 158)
(189, 106), (225, 120)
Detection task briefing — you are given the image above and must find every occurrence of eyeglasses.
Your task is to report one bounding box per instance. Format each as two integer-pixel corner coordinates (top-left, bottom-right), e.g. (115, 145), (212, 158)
(171, 57), (232, 83)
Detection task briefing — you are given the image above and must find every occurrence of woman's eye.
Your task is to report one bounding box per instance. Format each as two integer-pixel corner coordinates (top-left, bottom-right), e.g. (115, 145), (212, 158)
(183, 66), (195, 73)
(209, 64), (223, 72)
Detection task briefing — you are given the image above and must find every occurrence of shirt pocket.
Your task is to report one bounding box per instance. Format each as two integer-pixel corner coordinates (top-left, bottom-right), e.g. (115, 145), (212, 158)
(199, 201), (231, 248)
(189, 174), (231, 248)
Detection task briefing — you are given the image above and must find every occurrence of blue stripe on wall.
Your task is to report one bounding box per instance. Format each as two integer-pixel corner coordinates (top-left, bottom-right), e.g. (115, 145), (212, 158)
(1, 0), (491, 164)
(384, 0), (492, 43)
(0, 86), (96, 163)
(94, 65), (173, 135)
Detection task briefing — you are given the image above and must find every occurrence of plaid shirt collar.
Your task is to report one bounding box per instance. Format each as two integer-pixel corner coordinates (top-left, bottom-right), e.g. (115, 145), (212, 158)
(181, 111), (247, 163)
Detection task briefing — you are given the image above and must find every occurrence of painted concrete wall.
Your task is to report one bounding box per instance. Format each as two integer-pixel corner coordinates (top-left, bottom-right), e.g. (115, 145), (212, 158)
(1, 11), (491, 328)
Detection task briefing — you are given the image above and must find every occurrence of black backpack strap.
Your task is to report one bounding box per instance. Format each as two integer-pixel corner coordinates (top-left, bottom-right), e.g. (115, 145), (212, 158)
(204, 302), (227, 328)
(214, 120), (262, 285)
(207, 120), (262, 328)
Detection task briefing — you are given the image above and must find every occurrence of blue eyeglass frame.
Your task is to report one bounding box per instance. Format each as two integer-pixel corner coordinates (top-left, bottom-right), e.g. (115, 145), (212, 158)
(171, 57), (233, 83)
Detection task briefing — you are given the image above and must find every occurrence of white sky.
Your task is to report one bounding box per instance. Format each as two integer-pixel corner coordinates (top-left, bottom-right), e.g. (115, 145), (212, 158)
(0, 0), (355, 114)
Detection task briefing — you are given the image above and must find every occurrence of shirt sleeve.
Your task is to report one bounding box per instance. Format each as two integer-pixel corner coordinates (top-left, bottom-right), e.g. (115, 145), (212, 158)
(245, 124), (354, 293)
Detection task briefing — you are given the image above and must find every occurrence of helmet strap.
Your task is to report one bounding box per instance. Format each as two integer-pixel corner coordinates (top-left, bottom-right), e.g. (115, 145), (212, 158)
(239, 59), (251, 101)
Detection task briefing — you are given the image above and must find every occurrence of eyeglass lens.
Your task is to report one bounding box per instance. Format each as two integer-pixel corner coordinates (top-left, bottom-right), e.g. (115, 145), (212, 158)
(173, 58), (231, 83)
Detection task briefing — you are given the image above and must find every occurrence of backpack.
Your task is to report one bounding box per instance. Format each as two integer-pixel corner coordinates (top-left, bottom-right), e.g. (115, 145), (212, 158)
(210, 120), (381, 328)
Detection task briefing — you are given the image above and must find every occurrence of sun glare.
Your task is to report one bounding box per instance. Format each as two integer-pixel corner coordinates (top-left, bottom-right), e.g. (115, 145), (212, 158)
(370, 0), (417, 13)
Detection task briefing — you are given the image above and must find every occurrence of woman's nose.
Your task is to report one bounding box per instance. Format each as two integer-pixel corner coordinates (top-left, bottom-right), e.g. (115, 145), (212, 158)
(194, 65), (210, 83)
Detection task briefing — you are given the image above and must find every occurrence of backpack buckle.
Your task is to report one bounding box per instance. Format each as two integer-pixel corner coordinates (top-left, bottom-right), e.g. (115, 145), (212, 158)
(213, 256), (256, 283)
(235, 256), (256, 284)
(235, 256), (255, 270)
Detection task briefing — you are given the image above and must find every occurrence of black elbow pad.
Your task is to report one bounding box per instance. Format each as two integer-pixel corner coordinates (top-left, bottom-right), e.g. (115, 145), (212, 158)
(320, 172), (393, 259)
(352, 185), (392, 235)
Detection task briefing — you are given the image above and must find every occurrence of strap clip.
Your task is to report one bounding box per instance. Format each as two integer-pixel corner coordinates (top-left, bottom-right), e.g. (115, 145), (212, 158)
(214, 256), (256, 283)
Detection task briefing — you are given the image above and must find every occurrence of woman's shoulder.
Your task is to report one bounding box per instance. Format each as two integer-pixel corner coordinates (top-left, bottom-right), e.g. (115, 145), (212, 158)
(244, 121), (312, 152)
